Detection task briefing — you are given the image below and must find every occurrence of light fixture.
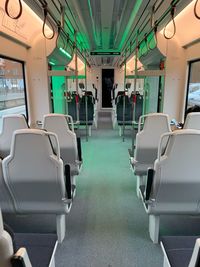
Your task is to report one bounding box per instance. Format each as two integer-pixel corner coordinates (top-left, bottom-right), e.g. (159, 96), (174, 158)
(59, 47), (72, 59)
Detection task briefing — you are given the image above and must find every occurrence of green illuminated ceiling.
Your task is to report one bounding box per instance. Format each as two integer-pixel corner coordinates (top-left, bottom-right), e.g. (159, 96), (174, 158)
(118, 0), (143, 50)
(67, 0), (144, 53)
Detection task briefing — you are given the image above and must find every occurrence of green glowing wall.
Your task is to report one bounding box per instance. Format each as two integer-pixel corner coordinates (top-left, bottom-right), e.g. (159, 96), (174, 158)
(51, 66), (66, 114)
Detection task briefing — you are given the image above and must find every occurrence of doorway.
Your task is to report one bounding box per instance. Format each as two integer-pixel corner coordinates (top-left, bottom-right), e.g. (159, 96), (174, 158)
(102, 69), (114, 108)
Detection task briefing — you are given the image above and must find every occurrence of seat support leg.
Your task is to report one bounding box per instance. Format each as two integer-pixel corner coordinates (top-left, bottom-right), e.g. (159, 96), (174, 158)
(149, 214), (160, 244)
(56, 214), (66, 243)
(119, 126), (122, 136)
(89, 126), (92, 136)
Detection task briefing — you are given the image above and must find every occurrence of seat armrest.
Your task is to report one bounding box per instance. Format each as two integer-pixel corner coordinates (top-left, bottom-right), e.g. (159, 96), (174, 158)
(77, 137), (82, 162)
(11, 248), (32, 267)
(65, 164), (72, 199)
(145, 168), (154, 201)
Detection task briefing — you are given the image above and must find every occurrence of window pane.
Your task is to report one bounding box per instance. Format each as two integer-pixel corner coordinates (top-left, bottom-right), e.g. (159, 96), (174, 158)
(0, 57), (27, 130)
(187, 60), (200, 109)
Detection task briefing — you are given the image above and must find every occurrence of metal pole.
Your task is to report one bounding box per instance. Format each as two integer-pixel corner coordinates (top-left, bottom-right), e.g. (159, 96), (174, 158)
(65, 76), (68, 114)
(122, 50), (127, 142)
(132, 35), (138, 155)
(85, 50), (88, 141)
(75, 32), (79, 123)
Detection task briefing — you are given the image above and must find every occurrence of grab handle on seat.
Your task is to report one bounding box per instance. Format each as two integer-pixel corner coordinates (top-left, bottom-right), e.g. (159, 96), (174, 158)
(45, 132), (60, 160)
(65, 115), (74, 132)
(157, 132), (173, 161)
(138, 114), (149, 132)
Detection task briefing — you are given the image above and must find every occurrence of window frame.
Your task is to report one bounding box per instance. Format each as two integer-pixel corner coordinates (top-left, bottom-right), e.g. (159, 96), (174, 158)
(185, 58), (200, 119)
(0, 55), (29, 122)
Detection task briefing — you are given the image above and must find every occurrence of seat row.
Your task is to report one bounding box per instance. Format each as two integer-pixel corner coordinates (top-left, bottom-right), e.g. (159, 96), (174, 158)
(130, 112), (200, 267)
(67, 91), (98, 133)
(0, 113), (83, 267)
(112, 92), (143, 134)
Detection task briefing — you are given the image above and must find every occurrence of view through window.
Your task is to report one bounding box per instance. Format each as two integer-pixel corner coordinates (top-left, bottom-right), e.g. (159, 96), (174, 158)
(186, 60), (200, 110)
(0, 56), (27, 130)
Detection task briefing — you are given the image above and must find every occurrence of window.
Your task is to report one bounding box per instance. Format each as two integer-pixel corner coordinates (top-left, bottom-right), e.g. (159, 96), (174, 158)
(186, 60), (200, 112)
(0, 56), (28, 130)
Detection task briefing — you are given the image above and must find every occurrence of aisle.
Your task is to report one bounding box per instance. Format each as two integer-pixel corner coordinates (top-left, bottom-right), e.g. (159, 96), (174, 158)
(55, 113), (163, 267)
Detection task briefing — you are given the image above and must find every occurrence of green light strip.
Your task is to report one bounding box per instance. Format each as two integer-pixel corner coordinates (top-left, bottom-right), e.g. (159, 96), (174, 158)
(49, 61), (56, 66)
(59, 47), (72, 59)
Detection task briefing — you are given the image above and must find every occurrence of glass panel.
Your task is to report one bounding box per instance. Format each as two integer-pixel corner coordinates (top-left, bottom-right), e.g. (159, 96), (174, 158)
(0, 56), (27, 130)
(187, 60), (200, 110)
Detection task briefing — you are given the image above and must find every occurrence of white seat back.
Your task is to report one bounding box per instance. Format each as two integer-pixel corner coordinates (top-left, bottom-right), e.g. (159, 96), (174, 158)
(135, 113), (171, 164)
(2, 129), (67, 214)
(184, 112), (200, 130)
(149, 129), (200, 214)
(0, 158), (14, 213)
(0, 115), (28, 158)
(43, 114), (79, 175)
(0, 209), (13, 267)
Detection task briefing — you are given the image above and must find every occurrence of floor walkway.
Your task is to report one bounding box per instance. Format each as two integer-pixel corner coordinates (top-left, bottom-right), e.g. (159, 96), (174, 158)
(55, 112), (163, 267)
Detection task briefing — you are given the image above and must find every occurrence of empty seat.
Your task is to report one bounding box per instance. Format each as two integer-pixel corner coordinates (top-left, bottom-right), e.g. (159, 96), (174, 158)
(0, 207), (57, 267)
(131, 113), (171, 197)
(0, 114), (29, 158)
(116, 95), (133, 126)
(161, 236), (200, 267)
(130, 92), (143, 122)
(79, 95), (94, 125)
(2, 129), (72, 243)
(68, 93), (80, 122)
(140, 130), (200, 243)
(79, 95), (94, 136)
(115, 91), (124, 104)
(43, 114), (80, 180)
(183, 112), (200, 130)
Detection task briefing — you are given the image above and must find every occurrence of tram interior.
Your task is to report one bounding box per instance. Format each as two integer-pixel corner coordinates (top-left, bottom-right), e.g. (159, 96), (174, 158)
(1, 0), (200, 267)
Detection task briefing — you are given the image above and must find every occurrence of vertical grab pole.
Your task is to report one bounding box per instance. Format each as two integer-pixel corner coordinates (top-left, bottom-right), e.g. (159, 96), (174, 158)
(122, 50), (127, 142)
(75, 32), (79, 123)
(65, 76), (68, 114)
(85, 50), (88, 141)
(132, 35), (138, 155)
(61, 5), (68, 115)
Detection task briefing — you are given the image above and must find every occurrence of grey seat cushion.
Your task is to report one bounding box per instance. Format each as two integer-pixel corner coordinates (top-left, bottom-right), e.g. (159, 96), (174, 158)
(161, 236), (200, 267)
(15, 233), (57, 267)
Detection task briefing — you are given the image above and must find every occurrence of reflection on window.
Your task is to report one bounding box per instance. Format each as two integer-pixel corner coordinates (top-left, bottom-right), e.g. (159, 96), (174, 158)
(0, 56), (27, 130)
(187, 60), (200, 110)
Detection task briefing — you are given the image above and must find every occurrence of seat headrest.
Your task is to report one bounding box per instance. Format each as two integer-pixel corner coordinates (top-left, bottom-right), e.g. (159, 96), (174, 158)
(184, 112), (200, 130)
(43, 114), (70, 131)
(10, 129), (60, 159)
(139, 113), (170, 132)
(158, 129), (200, 160)
(1, 114), (28, 132)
